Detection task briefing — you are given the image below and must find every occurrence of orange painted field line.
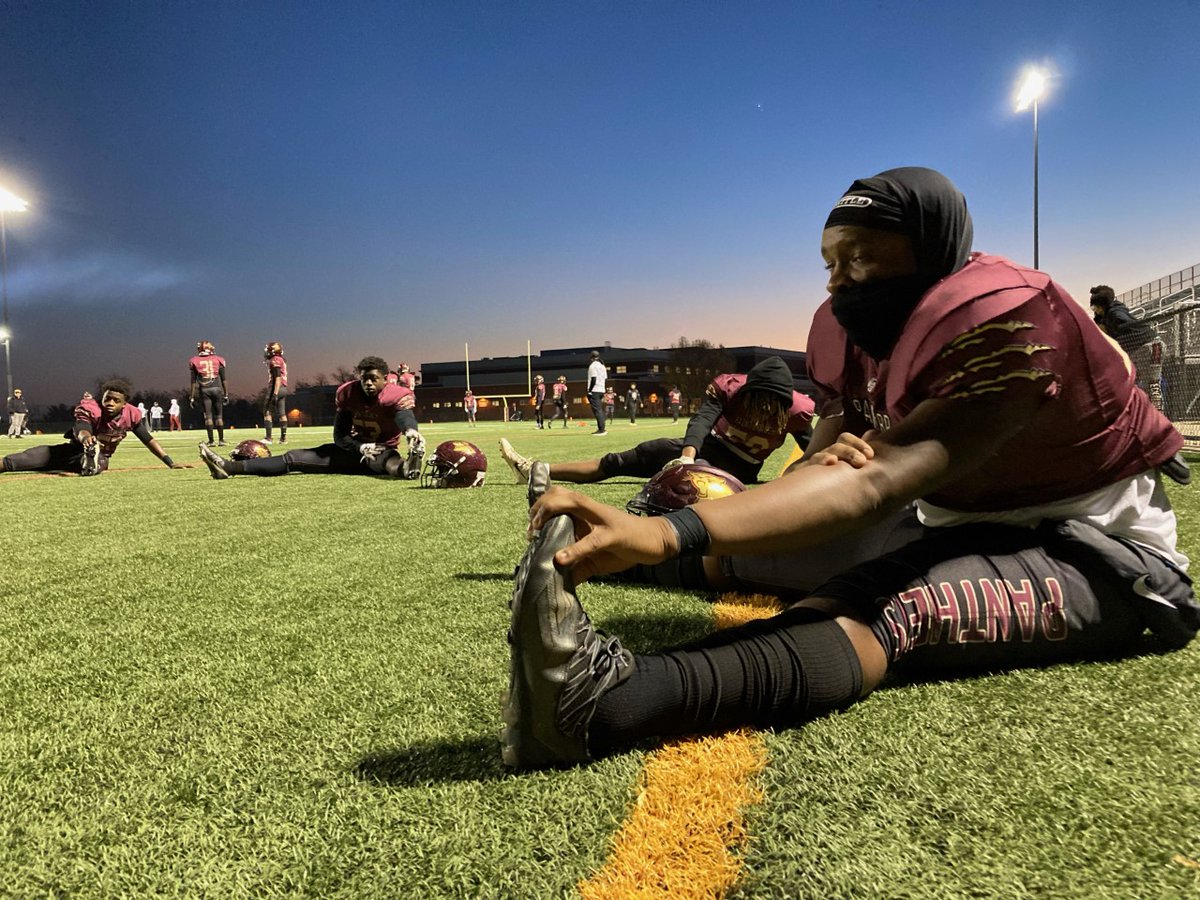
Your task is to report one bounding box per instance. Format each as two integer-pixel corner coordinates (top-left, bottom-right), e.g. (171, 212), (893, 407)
(578, 594), (784, 899)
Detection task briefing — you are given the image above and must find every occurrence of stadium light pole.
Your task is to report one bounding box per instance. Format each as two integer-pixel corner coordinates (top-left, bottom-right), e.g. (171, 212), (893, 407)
(0, 188), (30, 406)
(1015, 68), (1047, 270)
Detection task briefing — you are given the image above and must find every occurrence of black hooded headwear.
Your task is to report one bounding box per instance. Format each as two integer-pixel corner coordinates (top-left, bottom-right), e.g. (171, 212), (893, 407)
(739, 356), (795, 402)
(824, 167), (975, 359)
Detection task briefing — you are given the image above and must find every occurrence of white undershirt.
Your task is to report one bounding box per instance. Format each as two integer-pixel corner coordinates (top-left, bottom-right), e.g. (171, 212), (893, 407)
(917, 471), (1187, 572)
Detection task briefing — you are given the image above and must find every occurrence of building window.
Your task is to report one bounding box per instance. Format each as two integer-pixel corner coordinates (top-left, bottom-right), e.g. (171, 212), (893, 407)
(651, 364), (660, 373)
(616, 365), (627, 374)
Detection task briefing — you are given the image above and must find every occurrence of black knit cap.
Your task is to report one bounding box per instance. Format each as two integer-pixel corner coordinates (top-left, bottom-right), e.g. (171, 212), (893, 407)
(823, 166), (975, 284)
(740, 356), (795, 402)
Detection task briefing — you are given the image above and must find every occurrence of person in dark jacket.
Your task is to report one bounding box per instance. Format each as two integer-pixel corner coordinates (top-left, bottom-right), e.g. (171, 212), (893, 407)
(1090, 284), (1164, 409)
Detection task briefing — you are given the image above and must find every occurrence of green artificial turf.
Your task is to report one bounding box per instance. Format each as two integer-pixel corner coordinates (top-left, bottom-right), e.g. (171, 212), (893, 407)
(0, 426), (1196, 898)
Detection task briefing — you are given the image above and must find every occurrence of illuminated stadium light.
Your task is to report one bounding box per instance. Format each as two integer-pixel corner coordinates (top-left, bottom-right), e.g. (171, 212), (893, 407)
(1013, 66), (1050, 269)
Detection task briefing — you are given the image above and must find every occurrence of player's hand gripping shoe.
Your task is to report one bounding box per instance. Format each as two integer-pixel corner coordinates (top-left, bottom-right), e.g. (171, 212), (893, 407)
(501, 514), (633, 769)
(198, 442), (232, 479)
(498, 438), (533, 485)
(80, 440), (102, 477)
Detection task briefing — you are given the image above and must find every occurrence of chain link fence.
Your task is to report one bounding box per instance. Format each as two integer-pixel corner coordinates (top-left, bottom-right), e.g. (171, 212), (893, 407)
(1116, 263), (1200, 447)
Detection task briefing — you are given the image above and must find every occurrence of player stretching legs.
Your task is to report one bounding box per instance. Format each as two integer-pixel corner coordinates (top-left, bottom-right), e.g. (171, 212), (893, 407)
(499, 356), (813, 488)
(189, 340), (228, 446)
(200, 356), (424, 480)
(1, 380), (183, 477)
(500, 166), (1196, 768)
(262, 341), (289, 445)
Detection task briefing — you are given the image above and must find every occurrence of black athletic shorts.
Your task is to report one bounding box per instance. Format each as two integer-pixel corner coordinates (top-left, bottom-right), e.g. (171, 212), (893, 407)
(600, 436), (763, 484)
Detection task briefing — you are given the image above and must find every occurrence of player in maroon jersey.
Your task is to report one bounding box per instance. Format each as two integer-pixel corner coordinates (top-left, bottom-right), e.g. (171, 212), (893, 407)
(0, 380), (183, 476)
(396, 363), (416, 392)
(199, 356), (424, 480)
(602, 386), (616, 423)
(532, 375), (547, 429)
(549, 376), (569, 428)
(667, 386), (682, 423)
(189, 340), (229, 446)
(499, 166), (1197, 769)
(464, 390), (477, 427)
(499, 356), (814, 489)
(262, 341), (289, 445)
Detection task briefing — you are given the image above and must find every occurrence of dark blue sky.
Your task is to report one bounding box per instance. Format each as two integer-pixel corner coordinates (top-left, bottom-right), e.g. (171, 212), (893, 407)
(2, 0), (1198, 405)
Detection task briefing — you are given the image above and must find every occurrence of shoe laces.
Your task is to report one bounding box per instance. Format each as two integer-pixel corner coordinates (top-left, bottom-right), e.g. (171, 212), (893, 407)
(558, 621), (631, 739)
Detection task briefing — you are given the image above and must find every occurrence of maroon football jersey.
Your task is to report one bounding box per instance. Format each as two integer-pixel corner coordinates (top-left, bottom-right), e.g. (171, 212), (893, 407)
(397, 372), (416, 391)
(189, 353), (226, 385)
(707, 375), (814, 463)
(385, 372), (398, 384)
(75, 397), (142, 456)
(265, 354), (288, 390)
(806, 253), (1183, 511)
(668, 389), (682, 405)
(335, 381), (415, 448)
(553, 383), (567, 402)
(534, 384), (546, 404)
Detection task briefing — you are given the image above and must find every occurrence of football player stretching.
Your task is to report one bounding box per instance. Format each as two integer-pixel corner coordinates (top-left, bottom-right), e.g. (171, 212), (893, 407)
(500, 356), (814, 494)
(1, 380), (183, 476)
(200, 356), (424, 480)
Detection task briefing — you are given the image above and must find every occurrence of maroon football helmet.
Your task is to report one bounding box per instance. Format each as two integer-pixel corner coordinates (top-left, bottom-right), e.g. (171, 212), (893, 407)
(230, 439), (272, 461)
(196, 340), (216, 355)
(626, 462), (747, 516)
(421, 440), (487, 488)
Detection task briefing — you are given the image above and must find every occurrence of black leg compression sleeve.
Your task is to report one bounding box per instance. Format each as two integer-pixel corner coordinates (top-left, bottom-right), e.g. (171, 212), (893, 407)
(626, 556), (709, 589)
(599, 438), (684, 479)
(2, 444), (56, 472)
(234, 455), (291, 476)
(589, 607), (863, 755)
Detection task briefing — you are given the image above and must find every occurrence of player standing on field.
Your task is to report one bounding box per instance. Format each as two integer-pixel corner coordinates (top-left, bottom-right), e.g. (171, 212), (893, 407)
(550, 376), (569, 428)
(1, 380), (183, 476)
(532, 375), (547, 429)
(667, 385), (682, 423)
(189, 340), (228, 446)
(200, 356), (424, 480)
(262, 341), (289, 445)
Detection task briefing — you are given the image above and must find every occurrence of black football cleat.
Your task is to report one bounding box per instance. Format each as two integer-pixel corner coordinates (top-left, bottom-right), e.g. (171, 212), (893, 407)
(526, 460), (551, 508)
(1161, 452), (1191, 486)
(500, 514), (633, 769)
(198, 442), (232, 480)
(80, 441), (102, 477)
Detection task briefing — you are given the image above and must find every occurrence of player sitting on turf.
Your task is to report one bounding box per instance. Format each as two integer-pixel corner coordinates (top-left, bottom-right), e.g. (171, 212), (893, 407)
(500, 166), (1198, 770)
(0, 380), (184, 476)
(498, 356), (814, 493)
(199, 356), (425, 480)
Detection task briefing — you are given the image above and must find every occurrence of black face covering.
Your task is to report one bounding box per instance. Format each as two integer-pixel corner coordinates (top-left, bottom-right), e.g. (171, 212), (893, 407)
(823, 167), (974, 360)
(830, 273), (929, 360)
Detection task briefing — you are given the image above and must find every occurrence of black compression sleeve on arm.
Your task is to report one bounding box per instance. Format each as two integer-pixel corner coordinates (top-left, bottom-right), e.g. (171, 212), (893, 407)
(683, 395), (723, 450)
(132, 421), (153, 443)
(333, 409), (358, 451)
(394, 408), (418, 434)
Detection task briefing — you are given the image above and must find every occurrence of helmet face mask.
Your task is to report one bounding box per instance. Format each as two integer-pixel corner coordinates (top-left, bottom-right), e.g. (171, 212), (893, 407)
(264, 341), (282, 358)
(626, 463), (746, 516)
(421, 440), (487, 488)
(230, 439), (272, 461)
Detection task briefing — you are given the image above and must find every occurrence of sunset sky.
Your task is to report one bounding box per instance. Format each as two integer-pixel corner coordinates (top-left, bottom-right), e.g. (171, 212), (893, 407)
(2, 0), (1198, 405)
